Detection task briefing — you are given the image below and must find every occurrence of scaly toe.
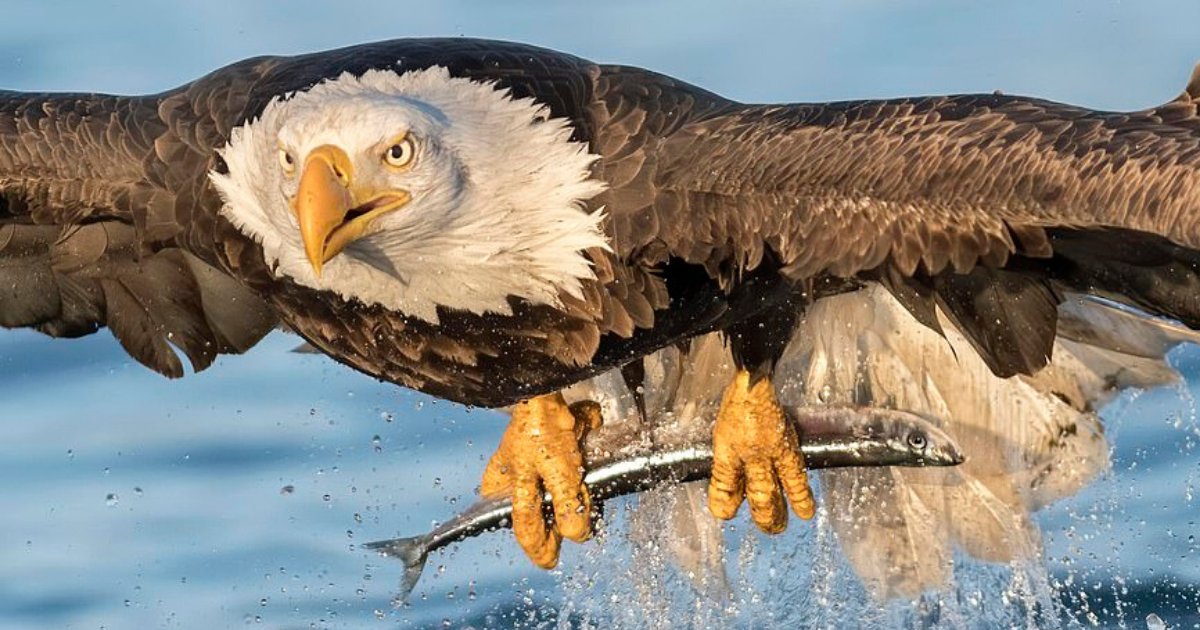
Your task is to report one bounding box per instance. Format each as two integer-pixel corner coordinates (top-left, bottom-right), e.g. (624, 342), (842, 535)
(481, 392), (598, 567)
(708, 369), (816, 529)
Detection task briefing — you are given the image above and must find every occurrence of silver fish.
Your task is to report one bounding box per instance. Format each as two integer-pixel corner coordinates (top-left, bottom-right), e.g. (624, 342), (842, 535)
(365, 406), (964, 601)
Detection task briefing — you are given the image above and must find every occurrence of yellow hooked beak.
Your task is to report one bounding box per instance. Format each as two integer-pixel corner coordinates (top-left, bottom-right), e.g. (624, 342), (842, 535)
(290, 144), (412, 277)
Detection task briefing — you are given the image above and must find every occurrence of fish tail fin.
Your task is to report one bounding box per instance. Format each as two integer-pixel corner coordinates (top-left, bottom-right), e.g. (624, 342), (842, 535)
(364, 535), (432, 602)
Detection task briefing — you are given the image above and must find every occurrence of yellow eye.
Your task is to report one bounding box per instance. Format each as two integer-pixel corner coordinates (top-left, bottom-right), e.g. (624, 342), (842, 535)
(278, 148), (296, 175)
(383, 137), (415, 169)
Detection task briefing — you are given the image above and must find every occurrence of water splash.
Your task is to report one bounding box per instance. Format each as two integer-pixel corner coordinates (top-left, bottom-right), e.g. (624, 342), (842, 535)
(541, 487), (1084, 629)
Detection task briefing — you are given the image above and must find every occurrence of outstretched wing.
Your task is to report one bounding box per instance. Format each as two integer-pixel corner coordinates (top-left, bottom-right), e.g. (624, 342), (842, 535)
(5, 39), (1200, 392)
(0, 88), (278, 377)
(600, 63), (1200, 378)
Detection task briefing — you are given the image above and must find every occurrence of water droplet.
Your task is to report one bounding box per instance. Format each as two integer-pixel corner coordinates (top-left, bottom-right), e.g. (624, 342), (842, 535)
(259, 597), (268, 607)
(280, 485), (294, 495)
(1146, 613), (1166, 630)
(66, 449), (74, 460)
(133, 487), (143, 496)
(322, 494), (332, 502)
(105, 493), (119, 507)
(372, 435), (382, 452)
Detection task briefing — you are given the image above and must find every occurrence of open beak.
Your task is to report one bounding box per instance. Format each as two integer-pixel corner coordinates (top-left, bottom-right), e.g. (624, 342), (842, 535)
(290, 144), (411, 277)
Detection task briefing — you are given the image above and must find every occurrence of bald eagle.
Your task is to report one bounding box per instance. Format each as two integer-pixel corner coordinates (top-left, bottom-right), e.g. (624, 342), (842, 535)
(3, 38), (1200, 569)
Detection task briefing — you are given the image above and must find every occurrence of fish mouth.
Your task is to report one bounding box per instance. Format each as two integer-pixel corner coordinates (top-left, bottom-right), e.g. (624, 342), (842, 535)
(925, 446), (966, 466)
(919, 424), (966, 466)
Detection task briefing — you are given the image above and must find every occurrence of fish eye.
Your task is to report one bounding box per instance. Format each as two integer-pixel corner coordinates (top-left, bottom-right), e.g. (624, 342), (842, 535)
(907, 432), (927, 450)
(278, 148), (296, 175)
(384, 136), (416, 169)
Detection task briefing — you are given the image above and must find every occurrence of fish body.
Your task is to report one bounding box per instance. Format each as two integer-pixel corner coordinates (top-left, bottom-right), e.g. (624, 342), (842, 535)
(366, 406), (963, 600)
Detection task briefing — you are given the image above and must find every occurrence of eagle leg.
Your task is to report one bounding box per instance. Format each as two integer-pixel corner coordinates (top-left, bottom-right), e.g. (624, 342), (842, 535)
(707, 369), (816, 532)
(708, 293), (814, 532)
(480, 392), (602, 568)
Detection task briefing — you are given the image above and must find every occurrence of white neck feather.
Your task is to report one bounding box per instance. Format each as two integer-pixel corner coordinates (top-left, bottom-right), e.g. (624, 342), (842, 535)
(210, 67), (608, 323)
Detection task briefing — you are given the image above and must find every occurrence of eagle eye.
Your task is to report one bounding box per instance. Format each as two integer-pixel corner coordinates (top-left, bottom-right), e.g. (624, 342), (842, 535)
(278, 148), (296, 175)
(383, 136), (415, 169)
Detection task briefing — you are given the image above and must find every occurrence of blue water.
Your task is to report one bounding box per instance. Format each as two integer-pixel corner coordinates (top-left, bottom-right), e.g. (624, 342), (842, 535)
(1, 2), (1199, 628)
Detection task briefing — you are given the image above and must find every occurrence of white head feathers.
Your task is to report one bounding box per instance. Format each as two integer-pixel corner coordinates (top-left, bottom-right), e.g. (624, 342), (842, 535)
(211, 66), (608, 322)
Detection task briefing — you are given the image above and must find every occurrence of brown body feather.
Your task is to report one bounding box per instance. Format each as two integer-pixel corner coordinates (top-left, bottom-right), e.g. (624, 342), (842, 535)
(2, 39), (1200, 406)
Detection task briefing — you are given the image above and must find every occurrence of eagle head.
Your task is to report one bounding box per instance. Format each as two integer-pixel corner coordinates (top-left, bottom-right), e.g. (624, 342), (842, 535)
(211, 67), (608, 322)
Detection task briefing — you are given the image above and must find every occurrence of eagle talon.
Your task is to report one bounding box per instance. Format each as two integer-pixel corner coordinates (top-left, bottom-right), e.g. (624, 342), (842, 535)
(481, 392), (600, 568)
(708, 370), (815, 532)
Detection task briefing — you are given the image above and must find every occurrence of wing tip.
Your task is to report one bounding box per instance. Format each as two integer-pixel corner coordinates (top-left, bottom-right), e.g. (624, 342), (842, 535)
(1178, 61), (1200, 101)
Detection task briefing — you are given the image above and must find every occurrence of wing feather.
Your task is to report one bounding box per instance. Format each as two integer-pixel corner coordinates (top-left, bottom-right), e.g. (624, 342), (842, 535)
(0, 221), (275, 377)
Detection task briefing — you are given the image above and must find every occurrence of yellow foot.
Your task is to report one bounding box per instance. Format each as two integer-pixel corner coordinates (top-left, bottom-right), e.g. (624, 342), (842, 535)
(480, 393), (603, 568)
(708, 370), (815, 533)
